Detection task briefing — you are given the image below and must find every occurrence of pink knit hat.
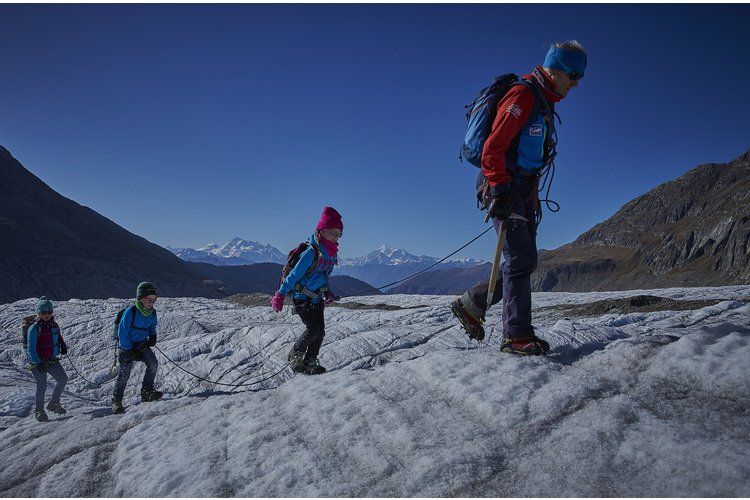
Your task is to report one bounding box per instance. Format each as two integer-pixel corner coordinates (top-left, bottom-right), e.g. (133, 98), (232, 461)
(316, 207), (343, 231)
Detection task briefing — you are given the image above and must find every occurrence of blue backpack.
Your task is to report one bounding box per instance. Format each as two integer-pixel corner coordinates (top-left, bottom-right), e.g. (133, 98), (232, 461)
(459, 73), (541, 168)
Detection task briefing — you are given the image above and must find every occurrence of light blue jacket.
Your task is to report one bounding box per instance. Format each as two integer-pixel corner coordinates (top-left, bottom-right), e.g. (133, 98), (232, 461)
(279, 233), (335, 302)
(118, 304), (157, 351)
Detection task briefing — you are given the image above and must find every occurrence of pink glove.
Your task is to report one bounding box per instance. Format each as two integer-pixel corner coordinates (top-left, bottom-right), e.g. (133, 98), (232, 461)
(271, 292), (285, 313)
(323, 290), (335, 306)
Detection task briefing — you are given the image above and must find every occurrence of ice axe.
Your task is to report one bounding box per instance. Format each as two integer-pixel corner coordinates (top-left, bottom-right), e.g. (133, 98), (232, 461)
(484, 207), (528, 309)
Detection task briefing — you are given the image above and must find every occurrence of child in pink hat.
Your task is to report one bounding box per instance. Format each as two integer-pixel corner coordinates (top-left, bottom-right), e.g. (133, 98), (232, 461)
(272, 207), (343, 375)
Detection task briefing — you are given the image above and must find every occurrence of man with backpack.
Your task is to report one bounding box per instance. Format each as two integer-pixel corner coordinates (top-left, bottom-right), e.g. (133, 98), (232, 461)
(451, 41), (588, 355)
(111, 282), (163, 414)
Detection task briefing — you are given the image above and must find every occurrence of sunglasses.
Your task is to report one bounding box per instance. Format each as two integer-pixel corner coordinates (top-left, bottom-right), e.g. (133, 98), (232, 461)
(329, 229), (343, 238)
(557, 59), (583, 81)
(142, 298), (157, 304)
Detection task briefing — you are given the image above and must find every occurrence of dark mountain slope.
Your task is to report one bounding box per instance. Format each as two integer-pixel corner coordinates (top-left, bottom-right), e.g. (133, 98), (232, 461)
(0, 146), (223, 303)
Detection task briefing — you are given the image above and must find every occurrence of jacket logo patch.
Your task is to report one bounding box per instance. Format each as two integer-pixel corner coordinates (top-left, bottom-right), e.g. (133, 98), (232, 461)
(506, 104), (523, 119)
(529, 124), (543, 137)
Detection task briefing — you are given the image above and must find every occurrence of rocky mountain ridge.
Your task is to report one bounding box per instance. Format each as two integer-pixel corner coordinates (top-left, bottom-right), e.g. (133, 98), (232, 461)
(532, 148), (750, 291)
(390, 149), (750, 294)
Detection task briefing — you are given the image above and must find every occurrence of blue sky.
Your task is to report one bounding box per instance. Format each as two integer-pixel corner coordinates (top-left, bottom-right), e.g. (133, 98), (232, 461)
(2, 3), (748, 262)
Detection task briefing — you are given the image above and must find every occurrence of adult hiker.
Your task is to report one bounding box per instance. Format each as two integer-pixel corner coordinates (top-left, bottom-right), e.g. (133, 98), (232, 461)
(111, 282), (163, 414)
(451, 41), (587, 354)
(271, 206), (342, 375)
(27, 296), (69, 422)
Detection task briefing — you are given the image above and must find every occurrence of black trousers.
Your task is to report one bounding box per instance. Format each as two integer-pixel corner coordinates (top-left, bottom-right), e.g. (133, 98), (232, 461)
(293, 299), (326, 360)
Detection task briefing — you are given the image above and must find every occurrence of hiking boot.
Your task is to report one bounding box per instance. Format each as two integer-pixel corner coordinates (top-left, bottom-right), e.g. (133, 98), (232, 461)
(288, 349), (307, 373)
(35, 410), (48, 422)
(303, 358), (327, 375)
(500, 336), (550, 355)
(449, 299), (485, 341)
(46, 400), (67, 415)
(141, 387), (163, 402)
(111, 398), (125, 414)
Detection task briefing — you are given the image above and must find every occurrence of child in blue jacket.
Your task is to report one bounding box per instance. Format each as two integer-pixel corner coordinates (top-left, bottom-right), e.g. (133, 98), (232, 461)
(27, 296), (68, 422)
(272, 207), (342, 375)
(111, 282), (163, 414)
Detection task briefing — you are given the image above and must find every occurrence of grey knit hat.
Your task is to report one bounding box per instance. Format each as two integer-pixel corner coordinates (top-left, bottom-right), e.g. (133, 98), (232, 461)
(36, 296), (53, 313)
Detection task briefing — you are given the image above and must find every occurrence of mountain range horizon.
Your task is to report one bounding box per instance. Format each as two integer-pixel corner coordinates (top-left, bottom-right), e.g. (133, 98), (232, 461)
(168, 238), (487, 266)
(2, 143), (748, 303)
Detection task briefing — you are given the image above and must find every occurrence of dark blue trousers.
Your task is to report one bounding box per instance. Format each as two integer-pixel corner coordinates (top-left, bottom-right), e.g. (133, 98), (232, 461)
(500, 177), (539, 338)
(463, 175), (539, 338)
(113, 347), (158, 401)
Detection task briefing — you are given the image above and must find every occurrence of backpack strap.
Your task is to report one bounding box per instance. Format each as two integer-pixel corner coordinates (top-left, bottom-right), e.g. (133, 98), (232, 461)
(506, 78), (558, 186)
(290, 243), (324, 300)
(128, 305), (151, 331)
(512, 79), (544, 130)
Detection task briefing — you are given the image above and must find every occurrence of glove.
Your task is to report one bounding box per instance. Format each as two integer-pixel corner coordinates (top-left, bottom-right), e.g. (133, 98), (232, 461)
(487, 184), (512, 222)
(60, 343), (68, 356)
(35, 361), (48, 373)
(322, 290), (336, 306)
(147, 334), (157, 347)
(271, 292), (285, 313)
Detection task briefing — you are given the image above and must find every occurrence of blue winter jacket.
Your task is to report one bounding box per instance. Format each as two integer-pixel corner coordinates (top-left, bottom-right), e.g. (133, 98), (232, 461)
(118, 303), (157, 351)
(279, 233), (335, 302)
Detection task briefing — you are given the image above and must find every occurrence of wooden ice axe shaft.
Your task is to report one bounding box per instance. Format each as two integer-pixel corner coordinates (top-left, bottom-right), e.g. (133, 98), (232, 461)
(485, 212), (528, 308)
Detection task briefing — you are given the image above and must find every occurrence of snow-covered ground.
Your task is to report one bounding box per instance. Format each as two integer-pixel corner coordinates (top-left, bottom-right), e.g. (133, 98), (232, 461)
(1, 286), (749, 497)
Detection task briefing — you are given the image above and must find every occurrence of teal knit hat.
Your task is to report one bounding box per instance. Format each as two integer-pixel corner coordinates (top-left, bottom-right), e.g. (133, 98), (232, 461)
(136, 282), (158, 300)
(36, 296), (53, 313)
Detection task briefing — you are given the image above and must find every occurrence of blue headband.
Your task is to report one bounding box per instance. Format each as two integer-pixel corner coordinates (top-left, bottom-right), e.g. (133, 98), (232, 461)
(544, 47), (587, 78)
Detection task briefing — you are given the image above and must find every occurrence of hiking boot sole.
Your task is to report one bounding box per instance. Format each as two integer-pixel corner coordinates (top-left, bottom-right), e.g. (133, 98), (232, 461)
(289, 363), (307, 373)
(500, 337), (550, 356)
(501, 345), (545, 355)
(449, 301), (485, 341)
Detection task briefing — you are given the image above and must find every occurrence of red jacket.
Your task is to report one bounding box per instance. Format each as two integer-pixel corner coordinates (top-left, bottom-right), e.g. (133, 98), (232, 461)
(481, 67), (562, 187)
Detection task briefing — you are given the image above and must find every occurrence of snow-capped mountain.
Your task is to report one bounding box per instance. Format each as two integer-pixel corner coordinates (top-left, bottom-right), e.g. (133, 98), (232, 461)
(336, 245), (485, 290)
(168, 241), (486, 291)
(168, 237), (286, 265)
